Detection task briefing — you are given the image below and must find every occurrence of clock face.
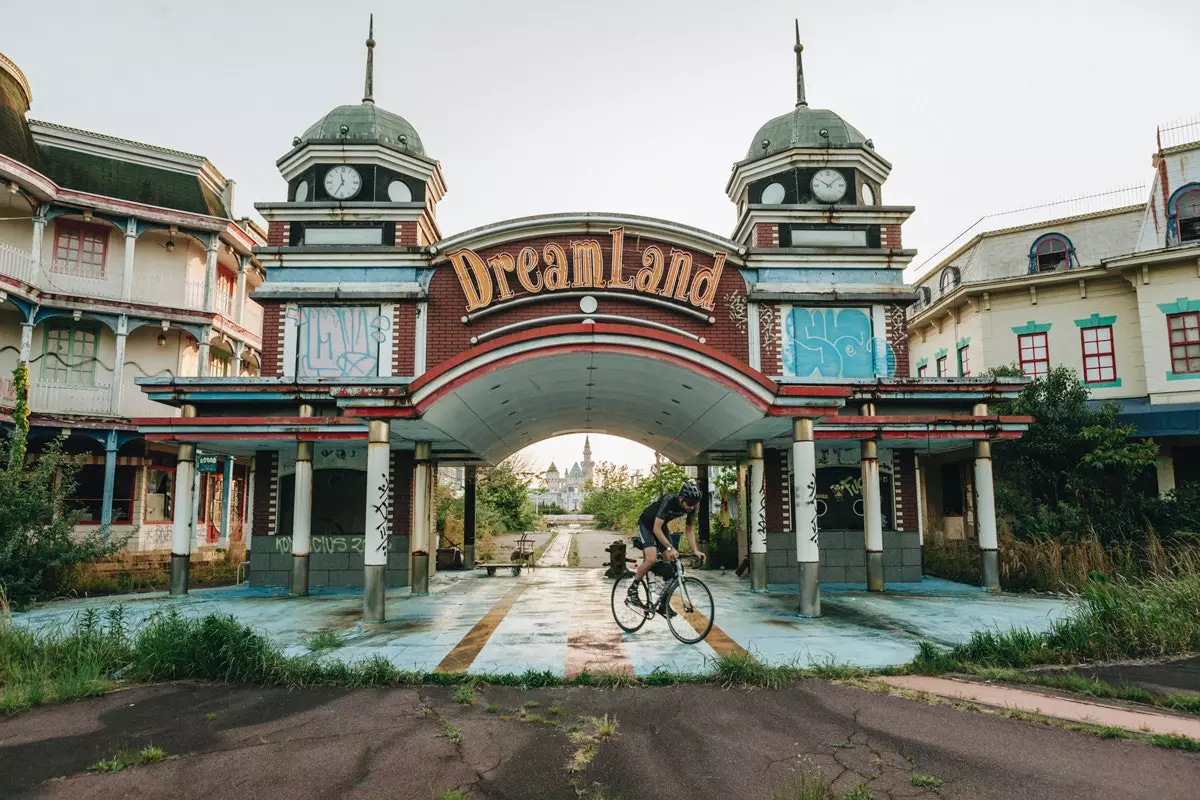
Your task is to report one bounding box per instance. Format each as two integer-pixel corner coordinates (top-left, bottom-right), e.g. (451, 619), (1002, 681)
(323, 165), (362, 200)
(810, 169), (847, 203)
(861, 183), (876, 206)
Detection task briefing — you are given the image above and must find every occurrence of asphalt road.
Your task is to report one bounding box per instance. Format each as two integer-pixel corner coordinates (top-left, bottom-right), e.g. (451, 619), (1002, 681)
(3, 680), (1197, 799)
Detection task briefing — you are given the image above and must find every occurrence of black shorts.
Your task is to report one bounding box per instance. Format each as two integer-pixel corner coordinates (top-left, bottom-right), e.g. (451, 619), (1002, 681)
(634, 523), (664, 551)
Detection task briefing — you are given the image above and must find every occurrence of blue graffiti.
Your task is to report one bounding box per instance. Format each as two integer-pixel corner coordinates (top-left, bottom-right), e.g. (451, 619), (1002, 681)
(298, 306), (388, 377)
(784, 308), (894, 379)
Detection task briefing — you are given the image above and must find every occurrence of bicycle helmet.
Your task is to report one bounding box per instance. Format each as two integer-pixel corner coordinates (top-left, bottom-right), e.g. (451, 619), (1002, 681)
(679, 480), (702, 504)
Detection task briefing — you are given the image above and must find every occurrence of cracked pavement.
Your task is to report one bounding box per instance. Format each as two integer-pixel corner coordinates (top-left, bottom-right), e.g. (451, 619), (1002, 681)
(2, 680), (1197, 799)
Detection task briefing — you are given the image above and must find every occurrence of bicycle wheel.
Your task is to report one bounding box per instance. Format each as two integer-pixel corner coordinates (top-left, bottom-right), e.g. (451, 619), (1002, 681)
(665, 577), (714, 644)
(611, 573), (651, 633)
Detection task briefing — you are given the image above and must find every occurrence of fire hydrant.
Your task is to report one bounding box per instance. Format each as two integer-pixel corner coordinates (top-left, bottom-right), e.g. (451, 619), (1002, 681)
(603, 540), (627, 579)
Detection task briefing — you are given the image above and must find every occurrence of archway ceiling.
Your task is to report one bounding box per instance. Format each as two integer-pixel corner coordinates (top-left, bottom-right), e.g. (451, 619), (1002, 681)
(419, 351), (771, 464)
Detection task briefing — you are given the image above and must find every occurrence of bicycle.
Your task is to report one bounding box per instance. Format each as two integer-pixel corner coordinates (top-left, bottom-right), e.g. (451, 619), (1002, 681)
(610, 552), (714, 644)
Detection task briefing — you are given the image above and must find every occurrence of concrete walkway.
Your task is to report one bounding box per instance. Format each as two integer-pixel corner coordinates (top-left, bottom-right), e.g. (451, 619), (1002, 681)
(878, 675), (1200, 738)
(14, 569), (1071, 675)
(535, 531), (573, 567)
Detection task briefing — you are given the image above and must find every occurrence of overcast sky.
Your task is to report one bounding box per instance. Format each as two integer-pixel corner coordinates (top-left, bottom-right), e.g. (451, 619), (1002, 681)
(5, 0), (1196, 472)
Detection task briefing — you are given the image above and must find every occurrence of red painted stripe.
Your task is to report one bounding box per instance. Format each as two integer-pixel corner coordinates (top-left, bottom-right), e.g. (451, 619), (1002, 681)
(777, 385), (854, 398)
(342, 407), (420, 419)
(134, 416), (368, 426)
(828, 415), (1034, 425)
(765, 406), (843, 417)
(145, 432), (368, 441)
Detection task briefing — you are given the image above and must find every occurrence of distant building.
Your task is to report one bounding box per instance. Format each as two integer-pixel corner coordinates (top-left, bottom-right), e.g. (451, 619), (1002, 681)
(531, 437), (594, 511)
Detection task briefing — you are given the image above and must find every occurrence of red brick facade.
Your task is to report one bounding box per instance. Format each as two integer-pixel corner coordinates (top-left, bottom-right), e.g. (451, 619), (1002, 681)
(754, 223), (779, 248)
(391, 451), (414, 535)
(394, 221), (419, 247)
(424, 234), (749, 370)
(880, 224), (903, 249)
(251, 451), (278, 537)
(885, 304), (909, 377)
(260, 301), (285, 376)
(758, 302), (784, 377)
(893, 449), (917, 533)
(764, 449), (784, 532)
(267, 221), (290, 247)
(392, 302), (417, 376)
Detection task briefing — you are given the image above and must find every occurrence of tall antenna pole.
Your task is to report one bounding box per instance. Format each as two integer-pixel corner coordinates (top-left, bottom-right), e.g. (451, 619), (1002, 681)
(363, 14), (376, 104)
(794, 19), (808, 108)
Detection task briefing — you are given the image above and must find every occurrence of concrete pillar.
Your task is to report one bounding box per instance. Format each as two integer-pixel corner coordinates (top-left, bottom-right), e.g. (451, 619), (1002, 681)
(463, 465), (477, 570)
(192, 453), (203, 549)
(235, 255), (249, 325)
(428, 458), (440, 568)
(198, 326), (211, 377)
(364, 420), (392, 621)
(793, 418), (820, 617)
(411, 442), (432, 595)
(232, 341), (244, 378)
(975, 439), (1000, 591)
(121, 218), (137, 302)
(862, 439), (884, 591)
(244, 454), (256, 548)
(748, 441), (767, 592)
(19, 321), (33, 365)
(110, 316), (127, 414)
(169, 404), (198, 595)
(100, 430), (119, 528)
(697, 466), (711, 562)
(220, 454), (234, 549)
(1157, 445), (1177, 499)
(736, 462), (748, 567)
(30, 208), (46, 280)
(291, 442), (313, 595)
(203, 236), (218, 313)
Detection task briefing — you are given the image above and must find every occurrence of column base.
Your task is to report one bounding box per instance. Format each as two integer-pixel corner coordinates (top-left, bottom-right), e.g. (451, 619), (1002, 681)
(866, 551), (885, 592)
(169, 554), (190, 596)
(463, 544), (475, 571)
(749, 552), (768, 592)
(363, 564), (386, 622)
(411, 553), (430, 596)
(698, 542), (709, 567)
(798, 561), (820, 617)
(290, 554), (310, 597)
(981, 549), (1000, 592)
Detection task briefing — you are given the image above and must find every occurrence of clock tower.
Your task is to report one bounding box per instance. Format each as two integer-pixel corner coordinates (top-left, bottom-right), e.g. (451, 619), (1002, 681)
(725, 22), (912, 264)
(256, 15), (447, 252)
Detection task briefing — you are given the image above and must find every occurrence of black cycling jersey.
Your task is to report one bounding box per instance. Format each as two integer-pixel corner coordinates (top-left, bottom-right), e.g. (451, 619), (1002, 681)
(637, 492), (695, 535)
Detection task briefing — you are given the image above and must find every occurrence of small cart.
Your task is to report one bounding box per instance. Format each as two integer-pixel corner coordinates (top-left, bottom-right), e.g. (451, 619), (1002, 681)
(475, 532), (538, 577)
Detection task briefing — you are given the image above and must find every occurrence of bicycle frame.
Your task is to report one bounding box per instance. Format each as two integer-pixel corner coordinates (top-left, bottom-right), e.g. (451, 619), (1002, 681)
(641, 554), (698, 616)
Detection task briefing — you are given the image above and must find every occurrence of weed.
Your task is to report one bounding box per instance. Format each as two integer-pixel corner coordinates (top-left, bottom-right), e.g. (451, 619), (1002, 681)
(909, 774), (943, 789)
(453, 682), (476, 705)
(832, 742), (856, 750)
(88, 757), (127, 774)
(523, 713), (547, 724)
(589, 714), (618, 739)
(206, 712), (218, 721)
(300, 630), (342, 653)
(439, 720), (463, 745)
(1150, 733), (1200, 751)
(1163, 694), (1200, 714)
(1096, 726), (1128, 740)
(768, 770), (841, 799)
(485, 704), (499, 714)
(839, 783), (873, 800)
(523, 700), (540, 709)
(547, 701), (566, 716)
(137, 745), (168, 764)
(433, 790), (468, 800)
(568, 743), (597, 773)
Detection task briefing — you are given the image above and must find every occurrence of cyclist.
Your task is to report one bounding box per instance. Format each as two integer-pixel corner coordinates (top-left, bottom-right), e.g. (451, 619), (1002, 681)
(627, 480), (704, 613)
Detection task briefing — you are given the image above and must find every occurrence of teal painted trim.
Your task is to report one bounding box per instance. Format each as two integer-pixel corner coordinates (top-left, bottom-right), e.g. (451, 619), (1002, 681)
(221, 456), (234, 540)
(1166, 370), (1200, 382)
(1011, 320), (1053, 335)
(935, 347), (948, 359)
(100, 431), (118, 528)
(1157, 297), (1200, 315)
(1074, 313), (1118, 328)
(1082, 379), (1123, 389)
(956, 336), (971, 349)
(915, 357), (929, 369)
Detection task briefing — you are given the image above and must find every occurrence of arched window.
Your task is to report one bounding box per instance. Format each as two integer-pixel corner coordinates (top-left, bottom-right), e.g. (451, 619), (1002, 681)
(1175, 187), (1200, 244)
(939, 267), (959, 295)
(1030, 234), (1073, 273)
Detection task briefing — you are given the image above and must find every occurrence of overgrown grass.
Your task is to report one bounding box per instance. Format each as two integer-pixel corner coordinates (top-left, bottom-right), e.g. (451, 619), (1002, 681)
(770, 772), (874, 800)
(912, 574), (1200, 673)
(300, 630), (343, 653)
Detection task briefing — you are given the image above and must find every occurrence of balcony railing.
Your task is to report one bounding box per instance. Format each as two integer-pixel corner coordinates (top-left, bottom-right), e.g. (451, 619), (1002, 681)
(0, 241), (36, 284)
(139, 274), (206, 312)
(215, 290), (234, 318)
(29, 380), (113, 416)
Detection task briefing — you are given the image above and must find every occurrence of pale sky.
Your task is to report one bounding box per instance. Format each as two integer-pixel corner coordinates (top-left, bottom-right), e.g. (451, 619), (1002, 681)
(5, 0), (1196, 469)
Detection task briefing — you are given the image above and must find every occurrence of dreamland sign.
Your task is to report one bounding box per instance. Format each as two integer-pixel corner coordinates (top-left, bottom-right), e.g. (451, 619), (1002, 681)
(445, 226), (729, 314)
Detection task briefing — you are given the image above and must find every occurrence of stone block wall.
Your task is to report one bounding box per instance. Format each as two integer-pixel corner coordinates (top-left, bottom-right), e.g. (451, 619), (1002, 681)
(766, 529), (922, 585)
(249, 534), (411, 588)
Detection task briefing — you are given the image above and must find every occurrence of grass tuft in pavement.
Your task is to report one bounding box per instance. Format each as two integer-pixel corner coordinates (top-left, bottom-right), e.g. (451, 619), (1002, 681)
(439, 720), (463, 745)
(433, 790), (468, 800)
(453, 682), (477, 705)
(910, 774), (943, 788)
(300, 630), (342, 653)
(1151, 733), (1200, 751)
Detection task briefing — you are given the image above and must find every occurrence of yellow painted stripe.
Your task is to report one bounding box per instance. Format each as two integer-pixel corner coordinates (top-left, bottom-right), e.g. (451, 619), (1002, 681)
(434, 583), (528, 674)
(670, 591), (752, 661)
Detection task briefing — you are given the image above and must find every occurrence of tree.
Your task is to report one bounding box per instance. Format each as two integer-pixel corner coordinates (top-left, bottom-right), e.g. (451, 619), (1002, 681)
(477, 457), (534, 532)
(990, 365), (1165, 544)
(0, 363), (122, 608)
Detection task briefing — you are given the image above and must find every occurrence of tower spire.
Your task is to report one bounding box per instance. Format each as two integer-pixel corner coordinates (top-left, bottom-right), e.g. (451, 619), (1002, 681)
(362, 14), (376, 104)
(794, 19), (808, 108)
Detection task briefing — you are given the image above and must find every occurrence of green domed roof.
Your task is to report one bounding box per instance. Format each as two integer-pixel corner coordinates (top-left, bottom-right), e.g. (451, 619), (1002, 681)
(745, 106), (867, 162)
(302, 103), (425, 156)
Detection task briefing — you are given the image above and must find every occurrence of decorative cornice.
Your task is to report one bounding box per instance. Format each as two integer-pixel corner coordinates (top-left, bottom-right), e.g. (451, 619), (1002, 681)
(1074, 312), (1117, 328)
(1157, 297), (1200, 315)
(1011, 320), (1052, 335)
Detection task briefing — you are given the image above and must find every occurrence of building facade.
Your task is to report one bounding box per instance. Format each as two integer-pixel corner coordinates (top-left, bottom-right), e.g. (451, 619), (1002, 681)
(908, 119), (1200, 539)
(531, 437), (595, 512)
(135, 23), (1030, 619)
(0, 51), (266, 554)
